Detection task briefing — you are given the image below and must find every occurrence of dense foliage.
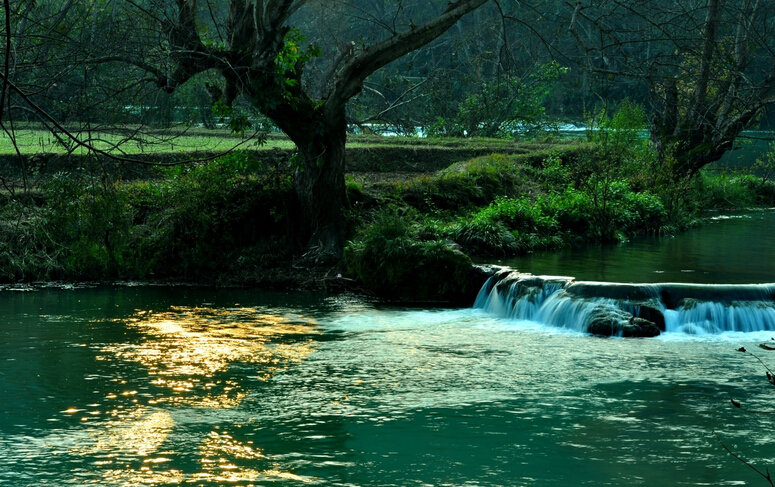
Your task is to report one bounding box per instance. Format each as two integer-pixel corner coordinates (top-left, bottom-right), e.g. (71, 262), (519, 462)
(0, 153), (297, 282)
(341, 104), (775, 297)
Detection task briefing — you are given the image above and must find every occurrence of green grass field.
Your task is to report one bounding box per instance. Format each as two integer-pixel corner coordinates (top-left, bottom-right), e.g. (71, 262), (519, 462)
(0, 127), (295, 155)
(0, 125), (565, 156)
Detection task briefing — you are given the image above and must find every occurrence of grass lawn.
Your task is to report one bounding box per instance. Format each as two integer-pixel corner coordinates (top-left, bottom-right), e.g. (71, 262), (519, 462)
(0, 127), (292, 155)
(0, 125), (570, 156)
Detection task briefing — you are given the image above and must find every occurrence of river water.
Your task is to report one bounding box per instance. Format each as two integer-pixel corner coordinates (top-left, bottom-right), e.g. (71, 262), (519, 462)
(1, 287), (774, 486)
(3, 212), (775, 486)
(499, 209), (775, 284)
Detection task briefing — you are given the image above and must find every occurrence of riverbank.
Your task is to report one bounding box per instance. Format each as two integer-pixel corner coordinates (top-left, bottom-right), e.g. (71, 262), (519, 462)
(0, 133), (773, 303)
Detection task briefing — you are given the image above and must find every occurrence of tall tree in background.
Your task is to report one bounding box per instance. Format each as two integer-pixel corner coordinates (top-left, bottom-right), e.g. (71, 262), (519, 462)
(112, 0), (489, 258)
(568, 0), (775, 176)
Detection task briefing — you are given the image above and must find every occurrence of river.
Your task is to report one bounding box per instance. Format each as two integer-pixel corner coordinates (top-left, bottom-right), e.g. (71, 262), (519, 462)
(2, 213), (775, 486)
(498, 209), (775, 284)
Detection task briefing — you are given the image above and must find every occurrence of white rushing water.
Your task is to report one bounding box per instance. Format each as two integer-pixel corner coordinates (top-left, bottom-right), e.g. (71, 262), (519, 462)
(475, 271), (775, 336)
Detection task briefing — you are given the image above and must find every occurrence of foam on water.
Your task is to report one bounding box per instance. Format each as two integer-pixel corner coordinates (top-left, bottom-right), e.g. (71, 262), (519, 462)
(475, 271), (775, 336)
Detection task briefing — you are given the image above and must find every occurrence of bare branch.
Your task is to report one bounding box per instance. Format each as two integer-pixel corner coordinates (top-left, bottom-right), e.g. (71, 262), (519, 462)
(0, 69), (260, 167)
(326, 0), (489, 117)
(0, 0), (11, 121)
(714, 431), (775, 487)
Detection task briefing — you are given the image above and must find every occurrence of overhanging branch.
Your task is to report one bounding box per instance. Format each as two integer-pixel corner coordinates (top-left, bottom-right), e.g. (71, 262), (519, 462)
(325, 0), (489, 116)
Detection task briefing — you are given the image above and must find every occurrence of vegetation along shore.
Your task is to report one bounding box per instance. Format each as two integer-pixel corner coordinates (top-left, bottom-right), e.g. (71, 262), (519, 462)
(2, 113), (774, 305)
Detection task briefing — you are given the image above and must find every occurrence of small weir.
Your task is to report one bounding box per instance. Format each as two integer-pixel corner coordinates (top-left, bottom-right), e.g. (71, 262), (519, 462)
(474, 269), (775, 336)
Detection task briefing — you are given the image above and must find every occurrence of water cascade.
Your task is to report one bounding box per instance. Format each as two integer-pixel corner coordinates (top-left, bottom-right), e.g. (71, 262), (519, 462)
(474, 269), (775, 336)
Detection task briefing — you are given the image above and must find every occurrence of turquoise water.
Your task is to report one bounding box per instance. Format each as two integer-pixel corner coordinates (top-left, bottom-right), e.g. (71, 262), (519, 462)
(2, 287), (775, 486)
(498, 210), (775, 284)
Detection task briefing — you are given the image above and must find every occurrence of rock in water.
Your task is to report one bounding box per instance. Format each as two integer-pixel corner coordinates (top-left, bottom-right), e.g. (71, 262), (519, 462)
(586, 306), (660, 338)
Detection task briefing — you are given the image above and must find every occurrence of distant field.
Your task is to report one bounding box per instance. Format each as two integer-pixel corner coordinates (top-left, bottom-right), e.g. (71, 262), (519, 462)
(0, 126), (560, 156)
(0, 128), (295, 155)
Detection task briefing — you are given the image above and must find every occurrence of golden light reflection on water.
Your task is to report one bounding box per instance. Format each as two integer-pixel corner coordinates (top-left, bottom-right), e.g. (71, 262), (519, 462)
(97, 466), (185, 486)
(99, 306), (318, 408)
(85, 424), (313, 486)
(93, 409), (174, 457)
(73, 305), (320, 485)
(191, 430), (314, 484)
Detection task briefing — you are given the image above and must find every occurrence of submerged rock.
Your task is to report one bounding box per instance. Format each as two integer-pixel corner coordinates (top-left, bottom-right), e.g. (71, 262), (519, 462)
(585, 306), (661, 338)
(622, 317), (662, 338)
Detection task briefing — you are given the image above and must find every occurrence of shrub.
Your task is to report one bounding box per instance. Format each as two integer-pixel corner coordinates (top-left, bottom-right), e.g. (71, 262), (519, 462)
(475, 196), (558, 234)
(696, 171), (758, 209)
(395, 154), (530, 212)
(0, 202), (61, 281)
(27, 152), (299, 282)
(452, 219), (517, 256)
(541, 187), (595, 238)
(619, 190), (668, 234)
(136, 162), (296, 279)
(344, 210), (475, 303)
(44, 175), (135, 279)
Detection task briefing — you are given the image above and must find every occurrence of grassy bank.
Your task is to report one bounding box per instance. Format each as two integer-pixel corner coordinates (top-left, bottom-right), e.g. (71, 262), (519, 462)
(342, 106), (775, 299)
(0, 129), (773, 299)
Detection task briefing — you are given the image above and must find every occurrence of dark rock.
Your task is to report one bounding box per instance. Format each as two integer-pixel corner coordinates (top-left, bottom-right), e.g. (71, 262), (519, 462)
(467, 265), (500, 304)
(634, 305), (666, 331)
(492, 273), (572, 303)
(586, 306), (661, 338)
(622, 317), (661, 338)
(345, 240), (476, 305)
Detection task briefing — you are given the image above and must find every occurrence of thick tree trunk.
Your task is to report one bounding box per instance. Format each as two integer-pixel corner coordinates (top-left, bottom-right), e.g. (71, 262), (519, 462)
(652, 127), (733, 177)
(291, 114), (348, 261)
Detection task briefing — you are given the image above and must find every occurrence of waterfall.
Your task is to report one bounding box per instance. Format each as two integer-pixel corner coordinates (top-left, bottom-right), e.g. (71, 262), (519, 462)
(664, 302), (775, 334)
(474, 270), (775, 336)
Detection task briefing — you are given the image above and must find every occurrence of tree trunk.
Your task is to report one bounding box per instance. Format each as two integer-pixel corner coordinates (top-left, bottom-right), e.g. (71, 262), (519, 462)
(291, 113), (348, 261)
(141, 0), (490, 261)
(674, 136), (733, 177)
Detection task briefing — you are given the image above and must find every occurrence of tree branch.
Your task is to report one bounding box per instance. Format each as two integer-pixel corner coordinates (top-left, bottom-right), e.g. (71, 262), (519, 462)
(0, 0), (12, 121)
(0, 70), (260, 166)
(690, 0), (721, 119)
(325, 0), (489, 117)
(714, 431), (775, 487)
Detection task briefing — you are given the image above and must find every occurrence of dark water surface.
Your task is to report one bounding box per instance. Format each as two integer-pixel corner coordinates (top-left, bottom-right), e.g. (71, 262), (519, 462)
(499, 209), (775, 283)
(1, 286), (775, 486)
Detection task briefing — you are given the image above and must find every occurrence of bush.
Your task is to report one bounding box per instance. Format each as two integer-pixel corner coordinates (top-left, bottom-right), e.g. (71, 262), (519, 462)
(619, 189), (668, 234)
(0, 202), (61, 281)
(540, 187), (595, 238)
(20, 152), (299, 282)
(475, 196), (558, 233)
(696, 171), (769, 209)
(135, 161), (296, 279)
(344, 210), (475, 303)
(450, 195), (564, 255)
(44, 175), (135, 279)
(452, 219), (517, 256)
(394, 154), (530, 212)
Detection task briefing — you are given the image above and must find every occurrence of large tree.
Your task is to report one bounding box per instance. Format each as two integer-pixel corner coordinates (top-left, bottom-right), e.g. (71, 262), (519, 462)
(94, 0), (486, 258)
(567, 0), (775, 176)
